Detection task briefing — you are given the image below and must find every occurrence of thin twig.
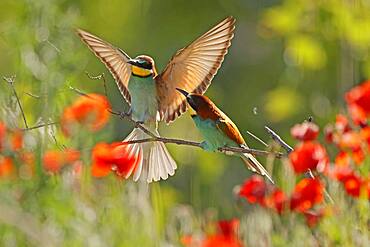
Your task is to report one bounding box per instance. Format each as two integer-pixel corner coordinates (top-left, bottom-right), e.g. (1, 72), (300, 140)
(3, 76), (28, 128)
(306, 169), (335, 204)
(68, 85), (89, 97)
(265, 126), (293, 153)
(51, 133), (66, 150)
(24, 92), (41, 99)
(246, 130), (268, 147)
(44, 39), (61, 53)
(21, 122), (58, 131)
(85, 71), (108, 97)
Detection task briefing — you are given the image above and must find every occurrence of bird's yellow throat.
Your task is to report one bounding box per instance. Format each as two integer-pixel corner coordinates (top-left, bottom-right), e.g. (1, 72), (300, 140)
(131, 65), (152, 77)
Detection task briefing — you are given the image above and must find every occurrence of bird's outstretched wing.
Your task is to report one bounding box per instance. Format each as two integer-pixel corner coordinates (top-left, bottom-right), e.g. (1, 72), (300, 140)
(156, 16), (236, 123)
(77, 29), (132, 104)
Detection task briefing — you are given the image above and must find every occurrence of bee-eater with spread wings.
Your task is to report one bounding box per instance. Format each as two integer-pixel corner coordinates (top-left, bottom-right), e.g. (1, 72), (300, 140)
(77, 17), (235, 183)
(176, 89), (274, 184)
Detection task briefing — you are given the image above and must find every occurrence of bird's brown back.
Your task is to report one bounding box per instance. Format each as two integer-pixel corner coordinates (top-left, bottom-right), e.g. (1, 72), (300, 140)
(193, 94), (245, 145)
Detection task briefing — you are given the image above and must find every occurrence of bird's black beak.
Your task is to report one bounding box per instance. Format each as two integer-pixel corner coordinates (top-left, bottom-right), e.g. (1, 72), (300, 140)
(177, 88), (197, 111)
(127, 59), (139, 66)
(176, 88), (189, 97)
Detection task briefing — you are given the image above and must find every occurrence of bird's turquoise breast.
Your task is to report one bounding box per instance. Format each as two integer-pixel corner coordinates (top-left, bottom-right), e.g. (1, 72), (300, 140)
(192, 115), (238, 152)
(128, 76), (158, 123)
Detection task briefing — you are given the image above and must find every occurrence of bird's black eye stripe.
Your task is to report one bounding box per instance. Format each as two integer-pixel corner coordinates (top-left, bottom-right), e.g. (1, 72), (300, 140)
(138, 60), (152, 70)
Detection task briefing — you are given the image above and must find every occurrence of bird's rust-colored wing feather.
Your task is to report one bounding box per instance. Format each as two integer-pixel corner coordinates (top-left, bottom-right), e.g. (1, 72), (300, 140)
(156, 16), (236, 123)
(77, 29), (132, 104)
(215, 118), (245, 145)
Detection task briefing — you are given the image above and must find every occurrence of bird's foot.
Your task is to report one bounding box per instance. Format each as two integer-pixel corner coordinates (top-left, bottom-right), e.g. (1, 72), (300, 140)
(127, 108), (132, 116)
(119, 108), (132, 118)
(218, 145), (236, 155)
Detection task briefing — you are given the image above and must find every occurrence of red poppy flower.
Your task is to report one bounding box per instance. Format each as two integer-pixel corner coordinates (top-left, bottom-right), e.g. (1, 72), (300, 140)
(338, 131), (362, 149)
(43, 148), (81, 173)
(90, 143), (112, 177)
(0, 156), (14, 177)
(265, 188), (288, 214)
(303, 209), (326, 228)
(19, 151), (35, 178)
(343, 174), (363, 197)
(61, 94), (111, 136)
(325, 115), (354, 144)
(330, 165), (353, 181)
(335, 151), (350, 167)
(324, 125), (334, 143)
(202, 233), (243, 247)
(333, 129), (366, 165)
(43, 151), (64, 173)
(345, 80), (370, 124)
(203, 219), (243, 247)
(11, 130), (23, 151)
(217, 219), (239, 239)
(0, 122), (6, 152)
(351, 147), (365, 165)
(365, 179), (370, 199)
(331, 166), (364, 198)
(289, 141), (328, 174)
(181, 235), (197, 246)
(239, 175), (267, 205)
(290, 178), (324, 212)
(360, 126), (370, 149)
(91, 142), (140, 179)
(347, 104), (367, 125)
(335, 114), (351, 133)
(291, 122), (319, 141)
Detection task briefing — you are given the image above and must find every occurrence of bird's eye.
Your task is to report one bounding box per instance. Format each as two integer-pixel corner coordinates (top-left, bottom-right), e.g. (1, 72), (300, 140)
(139, 60), (152, 70)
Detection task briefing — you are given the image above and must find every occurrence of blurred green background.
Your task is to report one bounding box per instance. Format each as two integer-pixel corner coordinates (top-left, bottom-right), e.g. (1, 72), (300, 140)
(0, 0), (369, 246)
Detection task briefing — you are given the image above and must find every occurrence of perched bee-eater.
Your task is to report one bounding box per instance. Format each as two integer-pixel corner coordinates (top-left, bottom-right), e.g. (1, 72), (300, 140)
(77, 17), (235, 182)
(176, 88), (274, 183)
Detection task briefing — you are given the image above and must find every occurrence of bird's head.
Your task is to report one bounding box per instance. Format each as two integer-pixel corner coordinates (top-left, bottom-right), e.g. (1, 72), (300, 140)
(127, 55), (157, 78)
(176, 88), (211, 112)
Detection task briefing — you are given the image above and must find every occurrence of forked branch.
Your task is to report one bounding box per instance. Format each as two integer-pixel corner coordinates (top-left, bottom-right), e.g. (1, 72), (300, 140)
(21, 86), (283, 158)
(108, 109), (284, 158)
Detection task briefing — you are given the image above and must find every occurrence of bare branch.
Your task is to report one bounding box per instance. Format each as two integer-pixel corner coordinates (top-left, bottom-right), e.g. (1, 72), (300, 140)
(85, 71), (108, 97)
(3, 75), (28, 128)
(21, 122), (58, 131)
(108, 109), (159, 139)
(246, 130), (268, 147)
(68, 85), (89, 97)
(265, 126), (293, 153)
(66, 86), (284, 158)
(109, 109), (284, 158)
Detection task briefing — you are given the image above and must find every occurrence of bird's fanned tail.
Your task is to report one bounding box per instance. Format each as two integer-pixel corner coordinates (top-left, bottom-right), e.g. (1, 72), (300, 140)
(240, 144), (274, 184)
(123, 127), (177, 183)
